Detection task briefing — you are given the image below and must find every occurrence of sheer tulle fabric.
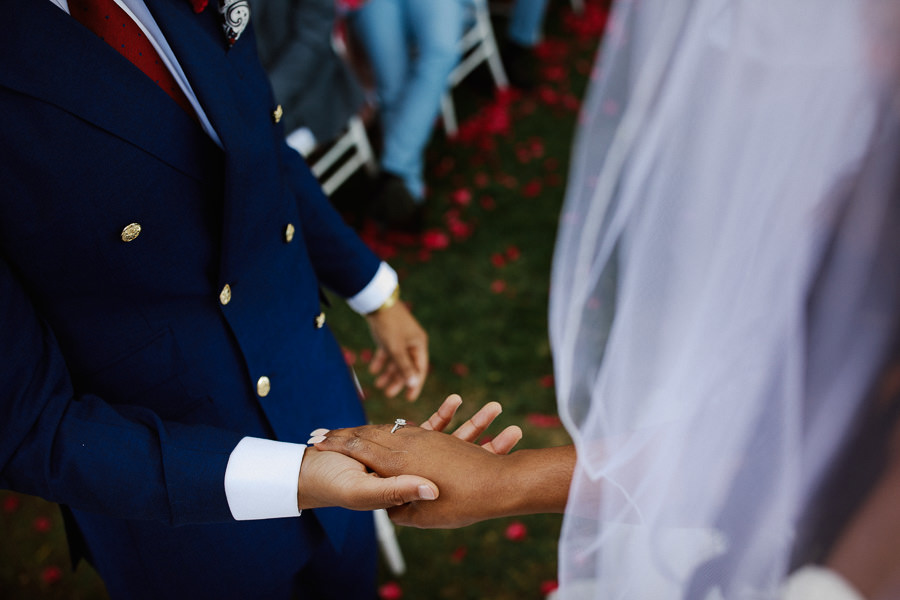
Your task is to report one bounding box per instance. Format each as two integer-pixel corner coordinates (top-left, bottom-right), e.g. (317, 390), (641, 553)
(549, 0), (900, 597)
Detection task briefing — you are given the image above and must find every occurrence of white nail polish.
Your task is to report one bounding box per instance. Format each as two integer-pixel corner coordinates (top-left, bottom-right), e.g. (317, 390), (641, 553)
(418, 485), (436, 500)
(307, 435), (326, 445)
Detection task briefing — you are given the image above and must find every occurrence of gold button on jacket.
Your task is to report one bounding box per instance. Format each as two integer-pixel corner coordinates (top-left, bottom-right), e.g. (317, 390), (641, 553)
(271, 104), (283, 124)
(284, 223), (295, 243)
(257, 376), (271, 397)
(219, 284), (232, 306)
(121, 223), (141, 242)
(314, 312), (326, 329)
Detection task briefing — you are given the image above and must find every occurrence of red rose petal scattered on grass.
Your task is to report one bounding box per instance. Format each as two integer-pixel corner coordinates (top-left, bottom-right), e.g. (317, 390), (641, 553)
(534, 39), (570, 62)
(538, 87), (560, 106)
(541, 580), (560, 595)
(563, 4), (609, 40)
(474, 172), (490, 187)
(448, 220), (474, 239)
(505, 245), (521, 261)
(522, 179), (543, 198)
(490, 280), (507, 294)
(562, 94), (581, 111)
(542, 64), (567, 82)
(526, 414), (563, 428)
(505, 521), (528, 541)
(359, 348), (373, 364)
(342, 348), (357, 366)
(41, 565), (63, 585)
(451, 546), (468, 563)
(2, 494), (21, 513)
(451, 363), (469, 377)
(33, 516), (52, 533)
(491, 253), (506, 268)
(451, 188), (472, 206)
(421, 230), (450, 250)
(539, 374), (555, 388)
(515, 148), (531, 164)
(378, 581), (403, 600)
(480, 196), (496, 210)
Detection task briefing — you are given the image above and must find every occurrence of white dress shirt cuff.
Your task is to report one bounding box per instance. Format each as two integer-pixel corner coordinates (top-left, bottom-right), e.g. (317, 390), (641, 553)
(224, 437), (305, 520)
(781, 566), (864, 600)
(346, 262), (398, 315)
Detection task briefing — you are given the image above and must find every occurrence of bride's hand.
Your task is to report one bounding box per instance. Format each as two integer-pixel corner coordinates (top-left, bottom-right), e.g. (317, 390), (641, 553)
(313, 422), (516, 528)
(310, 395), (540, 529)
(419, 393), (523, 455)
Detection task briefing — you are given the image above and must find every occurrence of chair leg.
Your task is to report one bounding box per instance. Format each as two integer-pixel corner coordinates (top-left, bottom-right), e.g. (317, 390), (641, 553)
(441, 92), (458, 137)
(475, 1), (509, 89)
(348, 115), (378, 176)
(374, 509), (406, 576)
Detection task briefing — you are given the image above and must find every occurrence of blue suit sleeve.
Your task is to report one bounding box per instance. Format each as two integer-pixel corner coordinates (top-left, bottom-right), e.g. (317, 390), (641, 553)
(279, 139), (382, 298)
(0, 255), (243, 525)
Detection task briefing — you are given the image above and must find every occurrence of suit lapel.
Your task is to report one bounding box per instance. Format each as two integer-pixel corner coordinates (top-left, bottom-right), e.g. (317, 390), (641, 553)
(144, 0), (280, 282)
(0, 0), (212, 181)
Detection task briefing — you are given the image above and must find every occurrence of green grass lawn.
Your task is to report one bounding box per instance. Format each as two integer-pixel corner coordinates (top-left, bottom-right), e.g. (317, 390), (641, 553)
(0, 2), (606, 597)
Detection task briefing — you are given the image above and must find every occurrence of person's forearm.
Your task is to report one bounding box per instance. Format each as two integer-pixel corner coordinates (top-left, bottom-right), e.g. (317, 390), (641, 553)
(497, 445), (575, 517)
(825, 439), (900, 599)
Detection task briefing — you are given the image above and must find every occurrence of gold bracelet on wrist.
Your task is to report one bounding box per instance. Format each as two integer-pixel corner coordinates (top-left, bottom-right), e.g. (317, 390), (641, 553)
(368, 285), (400, 315)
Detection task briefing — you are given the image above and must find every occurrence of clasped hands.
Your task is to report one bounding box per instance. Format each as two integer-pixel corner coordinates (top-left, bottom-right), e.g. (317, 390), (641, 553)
(296, 394), (525, 528)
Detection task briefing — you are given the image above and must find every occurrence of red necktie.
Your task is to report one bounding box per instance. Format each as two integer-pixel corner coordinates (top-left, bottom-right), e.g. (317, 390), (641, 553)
(69, 0), (197, 118)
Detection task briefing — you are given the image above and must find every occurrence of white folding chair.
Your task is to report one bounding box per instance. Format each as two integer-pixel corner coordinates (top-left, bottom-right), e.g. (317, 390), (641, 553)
(295, 115), (377, 197)
(374, 508), (406, 576)
(440, 0), (509, 137)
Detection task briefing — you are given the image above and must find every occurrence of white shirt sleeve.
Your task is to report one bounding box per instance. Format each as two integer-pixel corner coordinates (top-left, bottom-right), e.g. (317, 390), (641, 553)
(224, 437), (306, 520)
(780, 566), (864, 600)
(346, 262), (399, 315)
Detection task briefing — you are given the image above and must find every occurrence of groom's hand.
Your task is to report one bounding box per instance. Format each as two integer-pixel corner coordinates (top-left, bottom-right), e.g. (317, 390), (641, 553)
(314, 424), (513, 528)
(310, 395), (527, 528)
(297, 446), (438, 511)
(365, 300), (428, 401)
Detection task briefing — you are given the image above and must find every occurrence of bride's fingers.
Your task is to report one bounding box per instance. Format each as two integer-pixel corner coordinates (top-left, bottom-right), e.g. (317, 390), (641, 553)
(313, 426), (405, 474)
(481, 425), (523, 455)
(420, 394), (463, 432)
(451, 401), (503, 443)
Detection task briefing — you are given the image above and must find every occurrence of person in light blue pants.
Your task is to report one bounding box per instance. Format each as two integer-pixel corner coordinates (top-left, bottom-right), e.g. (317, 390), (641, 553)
(504, 0), (551, 89)
(508, 0), (550, 48)
(349, 0), (470, 226)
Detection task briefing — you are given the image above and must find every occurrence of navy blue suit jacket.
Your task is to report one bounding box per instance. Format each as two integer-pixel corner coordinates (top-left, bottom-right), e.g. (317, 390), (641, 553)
(0, 0), (378, 596)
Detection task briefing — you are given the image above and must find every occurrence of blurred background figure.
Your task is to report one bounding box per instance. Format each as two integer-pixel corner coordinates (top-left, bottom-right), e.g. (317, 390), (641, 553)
(502, 0), (550, 89)
(347, 0), (471, 233)
(252, 0), (366, 156)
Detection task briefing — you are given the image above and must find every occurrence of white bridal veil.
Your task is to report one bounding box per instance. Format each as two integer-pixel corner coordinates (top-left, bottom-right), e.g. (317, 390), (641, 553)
(549, 0), (900, 598)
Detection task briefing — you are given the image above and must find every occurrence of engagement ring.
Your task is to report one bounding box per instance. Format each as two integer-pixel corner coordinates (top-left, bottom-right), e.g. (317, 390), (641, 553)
(390, 418), (407, 434)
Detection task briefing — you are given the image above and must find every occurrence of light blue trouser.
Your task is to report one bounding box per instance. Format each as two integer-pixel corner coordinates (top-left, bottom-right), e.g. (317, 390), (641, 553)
(350, 0), (470, 201)
(508, 0), (550, 47)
